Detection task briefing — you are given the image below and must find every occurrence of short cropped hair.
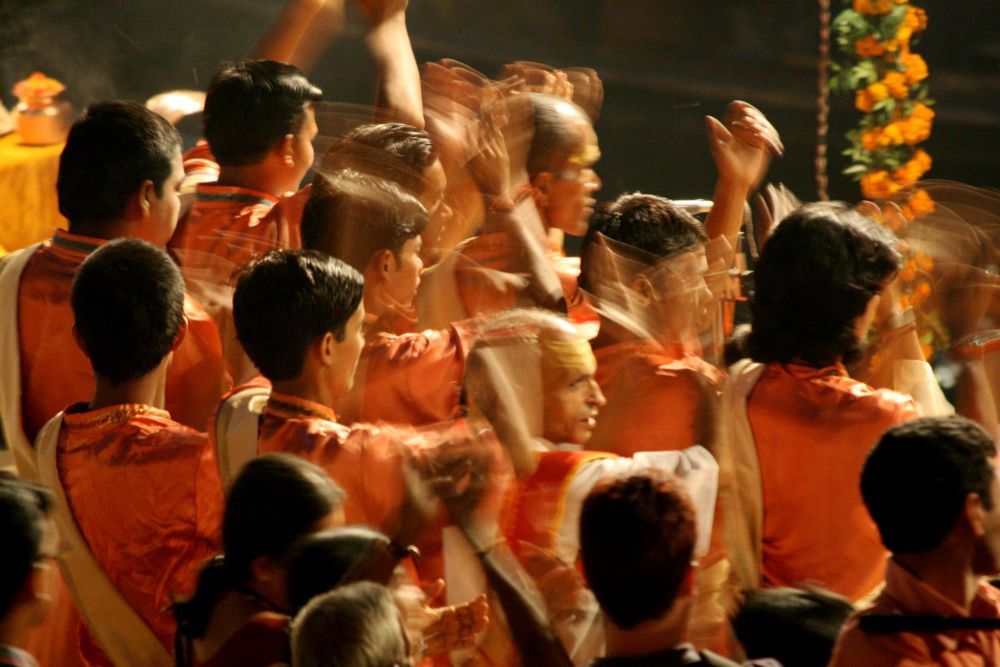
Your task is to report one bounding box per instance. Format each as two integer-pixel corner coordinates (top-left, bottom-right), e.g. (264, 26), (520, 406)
(233, 249), (364, 382)
(71, 238), (185, 383)
(204, 60), (323, 167)
(579, 473), (696, 629)
(57, 100), (181, 230)
(301, 171), (427, 272)
(580, 192), (708, 291)
(291, 581), (409, 667)
(323, 123), (437, 195)
(862, 416), (997, 554)
(733, 587), (854, 667)
(525, 93), (590, 178)
(287, 527), (393, 613)
(0, 475), (52, 618)
(748, 202), (900, 367)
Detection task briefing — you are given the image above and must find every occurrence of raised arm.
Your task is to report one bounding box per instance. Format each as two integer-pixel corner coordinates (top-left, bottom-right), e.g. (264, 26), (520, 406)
(357, 0), (424, 128)
(249, 0), (345, 71)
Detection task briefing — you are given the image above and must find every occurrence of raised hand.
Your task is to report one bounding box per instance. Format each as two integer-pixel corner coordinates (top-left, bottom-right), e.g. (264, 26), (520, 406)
(705, 101), (783, 192)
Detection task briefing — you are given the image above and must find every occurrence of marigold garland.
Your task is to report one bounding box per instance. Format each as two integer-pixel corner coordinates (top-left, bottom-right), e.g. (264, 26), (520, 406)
(832, 0), (939, 357)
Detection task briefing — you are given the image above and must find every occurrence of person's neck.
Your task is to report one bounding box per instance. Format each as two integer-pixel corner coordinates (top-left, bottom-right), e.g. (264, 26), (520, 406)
(604, 601), (689, 658)
(894, 546), (980, 612)
(216, 165), (295, 198)
(271, 375), (338, 413)
(69, 219), (141, 243)
(0, 606), (36, 650)
(89, 359), (169, 411)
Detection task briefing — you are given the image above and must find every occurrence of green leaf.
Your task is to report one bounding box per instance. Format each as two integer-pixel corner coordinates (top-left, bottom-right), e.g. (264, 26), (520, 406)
(881, 5), (908, 37)
(844, 164), (870, 175)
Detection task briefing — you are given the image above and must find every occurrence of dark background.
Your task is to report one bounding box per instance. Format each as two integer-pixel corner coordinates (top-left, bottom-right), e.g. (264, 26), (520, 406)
(2, 0), (997, 206)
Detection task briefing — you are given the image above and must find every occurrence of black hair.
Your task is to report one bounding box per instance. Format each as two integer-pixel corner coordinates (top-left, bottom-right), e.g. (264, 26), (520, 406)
(862, 415), (997, 554)
(579, 192), (708, 291)
(732, 587), (854, 667)
(203, 60), (323, 167)
(71, 238), (185, 383)
(525, 93), (591, 178)
(322, 123), (437, 196)
(301, 171), (427, 273)
(58, 100), (181, 230)
(579, 473), (696, 629)
(232, 249), (364, 382)
(0, 474), (52, 618)
(286, 527), (393, 614)
(748, 202), (901, 367)
(173, 454), (343, 659)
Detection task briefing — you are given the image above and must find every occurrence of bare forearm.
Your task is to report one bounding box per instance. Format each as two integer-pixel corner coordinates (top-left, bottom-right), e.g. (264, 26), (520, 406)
(367, 13), (424, 128)
(704, 177), (751, 265)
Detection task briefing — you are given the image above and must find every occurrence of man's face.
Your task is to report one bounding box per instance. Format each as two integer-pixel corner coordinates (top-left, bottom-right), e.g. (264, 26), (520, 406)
(328, 301), (366, 398)
(147, 149), (184, 246)
(644, 248), (713, 342)
(418, 158), (454, 261)
(973, 470), (1000, 575)
(290, 104), (319, 189)
(538, 116), (601, 237)
(541, 340), (606, 445)
(385, 236), (424, 309)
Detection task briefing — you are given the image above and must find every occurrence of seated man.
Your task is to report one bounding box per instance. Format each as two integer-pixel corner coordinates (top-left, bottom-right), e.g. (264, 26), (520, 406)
(463, 309), (718, 664)
(34, 238), (224, 666)
(580, 473), (778, 667)
(830, 416), (1000, 666)
(725, 202), (948, 602)
(0, 475), (56, 667)
(0, 100), (227, 477)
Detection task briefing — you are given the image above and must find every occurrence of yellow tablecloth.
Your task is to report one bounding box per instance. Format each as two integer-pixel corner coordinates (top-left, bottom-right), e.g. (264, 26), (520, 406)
(0, 132), (66, 255)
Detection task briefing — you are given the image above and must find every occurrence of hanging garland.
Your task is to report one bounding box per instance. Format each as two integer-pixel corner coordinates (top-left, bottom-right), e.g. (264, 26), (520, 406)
(831, 0), (935, 221)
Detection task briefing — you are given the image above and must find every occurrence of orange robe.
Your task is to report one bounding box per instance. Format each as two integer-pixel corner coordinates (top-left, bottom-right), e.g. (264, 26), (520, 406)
(257, 391), (412, 532)
(590, 338), (730, 653)
(829, 559), (1000, 666)
(338, 320), (476, 427)
(17, 229), (228, 440)
(748, 362), (919, 600)
(56, 403), (224, 665)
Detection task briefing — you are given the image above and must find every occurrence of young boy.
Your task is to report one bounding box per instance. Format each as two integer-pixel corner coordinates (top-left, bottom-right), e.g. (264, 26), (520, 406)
(34, 239), (224, 666)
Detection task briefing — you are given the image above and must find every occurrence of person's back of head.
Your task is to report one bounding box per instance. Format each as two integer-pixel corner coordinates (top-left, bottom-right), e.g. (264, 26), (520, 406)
(732, 587), (854, 667)
(322, 123), (437, 198)
(174, 454), (344, 643)
(748, 201), (901, 367)
(70, 238), (185, 384)
(291, 581), (410, 667)
(203, 60), (323, 168)
(580, 192), (708, 292)
(232, 249), (365, 384)
(0, 474), (55, 633)
(579, 472), (696, 631)
(57, 100), (182, 239)
(862, 415), (998, 563)
(301, 171), (427, 275)
(287, 527), (394, 614)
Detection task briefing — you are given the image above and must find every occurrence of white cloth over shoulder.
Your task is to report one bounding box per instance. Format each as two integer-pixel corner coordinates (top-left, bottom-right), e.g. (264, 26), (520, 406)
(553, 444), (719, 565)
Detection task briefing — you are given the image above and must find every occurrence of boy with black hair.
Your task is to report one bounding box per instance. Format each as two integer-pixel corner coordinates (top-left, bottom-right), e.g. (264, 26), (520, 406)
(34, 238), (224, 666)
(579, 473), (777, 667)
(0, 100), (227, 478)
(830, 415), (1000, 666)
(0, 475), (55, 667)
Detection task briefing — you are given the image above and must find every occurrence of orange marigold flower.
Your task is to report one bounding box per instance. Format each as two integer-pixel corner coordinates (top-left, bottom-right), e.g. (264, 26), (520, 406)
(867, 82), (890, 101)
(914, 251), (935, 272)
(904, 6), (928, 31)
(883, 37), (902, 53)
(902, 53), (929, 84)
(910, 102), (935, 121)
(920, 342), (934, 360)
(861, 170), (901, 200)
(884, 72), (909, 98)
(855, 35), (886, 57)
(907, 189), (935, 216)
(853, 0), (893, 14)
(882, 122), (905, 146)
(855, 90), (876, 113)
(911, 149), (932, 171)
(861, 129), (881, 151)
(900, 259), (918, 282)
(912, 281), (932, 306)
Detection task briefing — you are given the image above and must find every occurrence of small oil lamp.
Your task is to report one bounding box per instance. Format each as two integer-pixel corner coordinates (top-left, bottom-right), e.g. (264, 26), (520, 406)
(13, 72), (73, 146)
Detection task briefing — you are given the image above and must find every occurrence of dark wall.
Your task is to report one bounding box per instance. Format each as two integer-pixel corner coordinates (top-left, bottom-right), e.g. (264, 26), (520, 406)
(2, 0), (997, 207)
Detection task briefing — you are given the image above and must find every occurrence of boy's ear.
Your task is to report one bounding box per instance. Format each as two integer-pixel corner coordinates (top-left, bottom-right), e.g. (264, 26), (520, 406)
(137, 179), (157, 218)
(280, 133), (296, 166)
(630, 273), (655, 307)
(532, 172), (553, 206)
(170, 315), (189, 352)
(371, 249), (398, 278)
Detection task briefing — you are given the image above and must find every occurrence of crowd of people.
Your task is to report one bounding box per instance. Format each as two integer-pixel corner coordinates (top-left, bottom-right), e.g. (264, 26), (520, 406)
(3, 0), (1000, 666)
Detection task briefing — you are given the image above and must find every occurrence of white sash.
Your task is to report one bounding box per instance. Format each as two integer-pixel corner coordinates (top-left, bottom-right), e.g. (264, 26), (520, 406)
(719, 358), (766, 595)
(35, 413), (173, 666)
(0, 244), (43, 477)
(214, 387), (269, 486)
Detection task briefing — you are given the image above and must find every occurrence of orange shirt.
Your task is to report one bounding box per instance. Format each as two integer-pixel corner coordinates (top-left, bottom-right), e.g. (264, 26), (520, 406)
(257, 391), (411, 532)
(56, 403), (223, 665)
(339, 321), (476, 427)
(830, 559), (1000, 666)
(590, 339), (722, 457)
(748, 362), (919, 600)
(17, 230), (228, 440)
